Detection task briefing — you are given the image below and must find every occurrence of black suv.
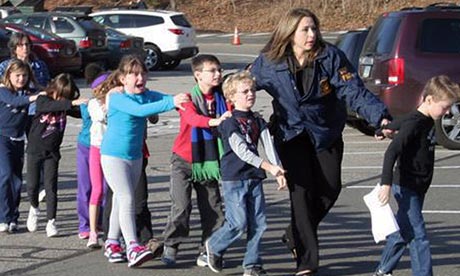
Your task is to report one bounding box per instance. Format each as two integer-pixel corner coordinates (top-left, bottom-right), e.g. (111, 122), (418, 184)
(3, 12), (110, 70)
(356, 3), (460, 149)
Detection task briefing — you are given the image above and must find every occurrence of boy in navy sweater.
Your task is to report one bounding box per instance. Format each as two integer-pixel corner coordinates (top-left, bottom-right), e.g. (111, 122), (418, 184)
(205, 71), (287, 276)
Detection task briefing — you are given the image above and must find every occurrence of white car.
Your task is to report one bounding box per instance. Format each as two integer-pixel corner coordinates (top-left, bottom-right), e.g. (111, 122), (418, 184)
(90, 9), (199, 70)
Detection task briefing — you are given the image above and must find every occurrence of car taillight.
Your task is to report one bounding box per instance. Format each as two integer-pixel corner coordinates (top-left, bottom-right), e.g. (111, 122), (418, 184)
(42, 43), (62, 53)
(120, 40), (131, 49)
(388, 57), (404, 85)
(168, 28), (184, 35)
(79, 38), (92, 49)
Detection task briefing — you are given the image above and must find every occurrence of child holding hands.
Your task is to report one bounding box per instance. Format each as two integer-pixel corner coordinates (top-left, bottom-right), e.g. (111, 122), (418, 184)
(373, 75), (460, 276)
(26, 73), (87, 237)
(205, 71), (287, 276)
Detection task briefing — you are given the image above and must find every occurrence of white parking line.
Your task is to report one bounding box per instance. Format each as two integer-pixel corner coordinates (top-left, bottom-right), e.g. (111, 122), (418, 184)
(347, 185), (460, 188)
(343, 165), (460, 169)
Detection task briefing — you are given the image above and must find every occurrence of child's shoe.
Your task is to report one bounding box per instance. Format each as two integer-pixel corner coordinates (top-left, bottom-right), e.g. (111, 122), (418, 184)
(146, 238), (164, 259)
(26, 206), (40, 232)
(161, 245), (177, 266)
(206, 240), (222, 273)
(0, 223), (8, 233)
(78, 232), (90, 239)
(86, 232), (100, 249)
(104, 241), (126, 263)
(243, 266), (267, 276)
(46, 219), (58, 237)
(8, 222), (18, 233)
(196, 251), (208, 267)
(127, 244), (153, 267)
(373, 271), (392, 276)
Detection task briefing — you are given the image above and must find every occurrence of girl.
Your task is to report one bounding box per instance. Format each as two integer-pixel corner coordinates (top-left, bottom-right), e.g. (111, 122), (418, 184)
(0, 59), (41, 233)
(87, 70), (120, 248)
(26, 73), (88, 237)
(100, 55), (188, 267)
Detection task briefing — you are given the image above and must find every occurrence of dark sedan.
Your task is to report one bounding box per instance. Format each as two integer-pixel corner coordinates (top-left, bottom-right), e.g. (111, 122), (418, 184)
(0, 23), (82, 76)
(104, 27), (145, 69)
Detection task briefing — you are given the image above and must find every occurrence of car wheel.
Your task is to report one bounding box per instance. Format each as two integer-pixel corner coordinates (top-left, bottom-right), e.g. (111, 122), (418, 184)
(346, 119), (376, 136)
(161, 59), (181, 70)
(435, 102), (460, 150)
(144, 45), (162, 71)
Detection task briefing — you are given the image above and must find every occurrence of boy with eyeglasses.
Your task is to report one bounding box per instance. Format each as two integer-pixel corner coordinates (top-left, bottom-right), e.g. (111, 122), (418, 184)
(161, 54), (232, 267)
(205, 71), (287, 276)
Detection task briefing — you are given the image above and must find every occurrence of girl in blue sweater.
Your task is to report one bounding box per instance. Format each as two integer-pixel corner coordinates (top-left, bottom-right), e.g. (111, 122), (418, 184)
(0, 59), (41, 233)
(100, 55), (189, 267)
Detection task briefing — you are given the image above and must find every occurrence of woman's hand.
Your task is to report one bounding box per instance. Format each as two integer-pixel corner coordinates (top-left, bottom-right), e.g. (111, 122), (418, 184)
(72, 98), (89, 106)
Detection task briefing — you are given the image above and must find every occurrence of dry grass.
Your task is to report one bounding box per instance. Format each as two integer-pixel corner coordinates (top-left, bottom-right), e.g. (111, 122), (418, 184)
(44, 0), (460, 32)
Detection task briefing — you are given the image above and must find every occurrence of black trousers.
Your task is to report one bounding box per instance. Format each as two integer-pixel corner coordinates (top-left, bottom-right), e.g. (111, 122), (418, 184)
(102, 157), (153, 244)
(277, 134), (343, 273)
(26, 150), (60, 220)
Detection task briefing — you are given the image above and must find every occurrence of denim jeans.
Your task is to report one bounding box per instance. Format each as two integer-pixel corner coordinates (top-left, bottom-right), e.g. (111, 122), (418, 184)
(0, 136), (24, 224)
(207, 179), (267, 269)
(377, 184), (433, 276)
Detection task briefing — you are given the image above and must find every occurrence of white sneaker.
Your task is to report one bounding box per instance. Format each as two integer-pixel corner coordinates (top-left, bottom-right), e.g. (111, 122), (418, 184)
(8, 222), (18, 233)
(0, 223), (8, 232)
(27, 206), (40, 232)
(38, 189), (46, 202)
(46, 219), (58, 237)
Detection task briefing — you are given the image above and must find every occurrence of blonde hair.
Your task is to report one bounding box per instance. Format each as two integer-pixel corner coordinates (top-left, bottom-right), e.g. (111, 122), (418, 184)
(422, 75), (460, 102)
(2, 59), (34, 93)
(117, 54), (147, 76)
(222, 71), (255, 102)
(93, 70), (123, 102)
(262, 8), (325, 64)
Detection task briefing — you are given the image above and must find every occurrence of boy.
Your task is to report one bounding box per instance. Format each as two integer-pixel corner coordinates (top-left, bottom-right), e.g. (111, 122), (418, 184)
(162, 54), (232, 266)
(205, 71), (287, 276)
(373, 75), (460, 276)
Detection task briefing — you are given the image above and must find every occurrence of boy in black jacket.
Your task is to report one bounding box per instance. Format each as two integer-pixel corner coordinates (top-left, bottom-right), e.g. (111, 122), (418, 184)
(373, 75), (460, 276)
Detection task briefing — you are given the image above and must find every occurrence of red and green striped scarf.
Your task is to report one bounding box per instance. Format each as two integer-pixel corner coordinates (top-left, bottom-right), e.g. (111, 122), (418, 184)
(191, 84), (228, 181)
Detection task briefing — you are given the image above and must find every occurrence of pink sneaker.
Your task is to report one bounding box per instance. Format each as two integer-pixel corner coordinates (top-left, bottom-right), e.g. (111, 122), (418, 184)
(127, 244), (153, 267)
(78, 232), (90, 239)
(86, 232), (100, 249)
(105, 242), (126, 263)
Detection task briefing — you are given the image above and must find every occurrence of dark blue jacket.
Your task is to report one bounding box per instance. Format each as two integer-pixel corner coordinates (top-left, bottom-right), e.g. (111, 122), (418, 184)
(0, 87), (30, 138)
(251, 43), (390, 152)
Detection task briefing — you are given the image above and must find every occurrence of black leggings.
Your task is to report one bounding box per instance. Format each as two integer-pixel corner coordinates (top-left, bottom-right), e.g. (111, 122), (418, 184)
(278, 134), (343, 273)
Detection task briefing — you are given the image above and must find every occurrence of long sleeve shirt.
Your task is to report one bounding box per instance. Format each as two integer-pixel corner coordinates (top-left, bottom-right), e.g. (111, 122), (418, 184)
(88, 98), (107, 147)
(100, 90), (175, 160)
(381, 110), (435, 194)
(0, 86), (30, 138)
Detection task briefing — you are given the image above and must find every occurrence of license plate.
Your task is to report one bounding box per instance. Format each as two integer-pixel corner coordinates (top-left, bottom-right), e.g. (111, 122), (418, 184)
(96, 40), (103, 47)
(362, 65), (371, 78)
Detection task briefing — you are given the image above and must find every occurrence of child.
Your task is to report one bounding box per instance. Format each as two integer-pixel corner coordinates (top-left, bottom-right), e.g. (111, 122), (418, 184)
(205, 71), (287, 276)
(76, 64), (106, 240)
(100, 55), (188, 268)
(161, 54), (231, 266)
(0, 60), (41, 233)
(373, 75), (460, 276)
(87, 70), (115, 248)
(26, 73), (88, 237)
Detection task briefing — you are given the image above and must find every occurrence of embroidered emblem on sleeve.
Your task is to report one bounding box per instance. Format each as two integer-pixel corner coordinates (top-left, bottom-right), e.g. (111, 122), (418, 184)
(338, 67), (353, 82)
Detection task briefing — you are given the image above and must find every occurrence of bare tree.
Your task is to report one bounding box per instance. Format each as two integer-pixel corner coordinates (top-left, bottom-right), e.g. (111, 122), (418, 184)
(170, 0), (176, 10)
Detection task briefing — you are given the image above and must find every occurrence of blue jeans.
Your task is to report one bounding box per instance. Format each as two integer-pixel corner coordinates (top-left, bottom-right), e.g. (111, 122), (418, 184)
(207, 179), (267, 269)
(0, 136), (24, 224)
(377, 184), (433, 276)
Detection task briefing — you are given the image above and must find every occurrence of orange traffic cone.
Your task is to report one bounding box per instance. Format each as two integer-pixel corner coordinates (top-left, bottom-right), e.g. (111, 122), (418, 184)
(232, 26), (241, 45)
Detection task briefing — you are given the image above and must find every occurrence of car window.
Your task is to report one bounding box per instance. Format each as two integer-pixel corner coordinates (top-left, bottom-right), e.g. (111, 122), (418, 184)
(419, 18), (460, 53)
(133, 15), (164, 27)
(3, 17), (24, 24)
(171, 15), (191, 27)
(52, 17), (75, 34)
(27, 17), (45, 29)
(362, 16), (401, 55)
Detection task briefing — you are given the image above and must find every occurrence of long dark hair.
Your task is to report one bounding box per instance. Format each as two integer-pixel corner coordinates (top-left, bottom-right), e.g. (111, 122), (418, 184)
(45, 73), (80, 100)
(262, 8), (325, 64)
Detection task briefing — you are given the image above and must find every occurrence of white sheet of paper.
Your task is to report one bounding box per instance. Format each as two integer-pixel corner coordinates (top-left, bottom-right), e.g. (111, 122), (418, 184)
(363, 184), (400, 243)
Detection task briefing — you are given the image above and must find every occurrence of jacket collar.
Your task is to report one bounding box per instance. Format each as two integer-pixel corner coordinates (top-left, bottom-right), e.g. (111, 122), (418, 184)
(264, 43), (331, 71)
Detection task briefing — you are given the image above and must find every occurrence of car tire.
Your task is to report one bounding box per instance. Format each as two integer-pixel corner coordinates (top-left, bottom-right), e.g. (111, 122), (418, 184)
(161, 59), (181, 70)
(435, 103), (460, 150)
(346, 119), (376, 136)
(144, 44), (162, 71)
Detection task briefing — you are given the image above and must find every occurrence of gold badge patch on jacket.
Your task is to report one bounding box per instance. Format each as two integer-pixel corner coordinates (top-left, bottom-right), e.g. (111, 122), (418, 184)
(338, 67), (353, 82)
(320, 77), (332, 95)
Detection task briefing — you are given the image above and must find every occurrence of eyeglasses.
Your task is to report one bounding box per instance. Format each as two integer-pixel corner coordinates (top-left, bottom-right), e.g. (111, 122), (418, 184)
(201, 68), (224, 74)
(17, 43), (31, 47)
